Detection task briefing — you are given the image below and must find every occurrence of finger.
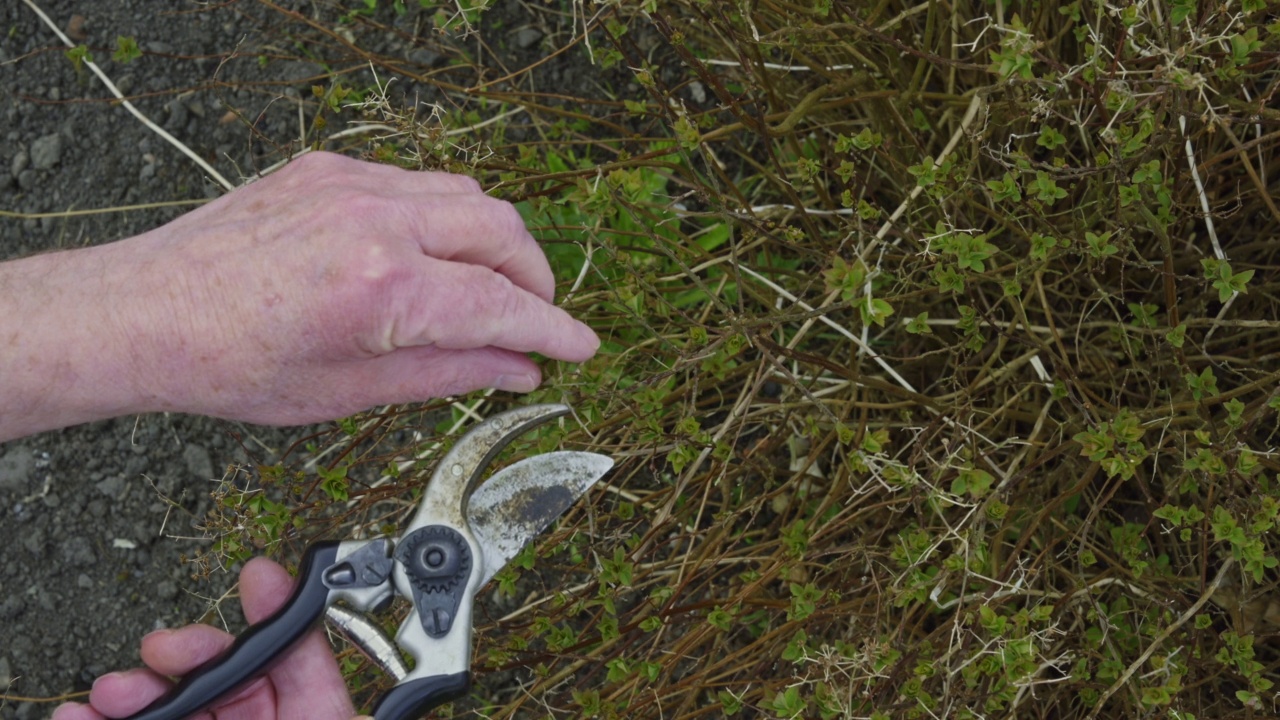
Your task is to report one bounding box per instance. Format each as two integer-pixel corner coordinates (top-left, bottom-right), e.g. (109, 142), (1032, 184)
(280, 151), (486, 195)
(94, 561), (292, 716)
(197, 683), (278, 720)
(398, 259), (599, 361)
(139, 625), (235, 676)
(85, 669), (176, 717)
(50, 703), (105, 720)
(239, 557), (296, 623)
(400, 193), (557, 303)
(266, 631), (356, 720)
(347, 346), (544, 403)
(238, 558), (356, 720)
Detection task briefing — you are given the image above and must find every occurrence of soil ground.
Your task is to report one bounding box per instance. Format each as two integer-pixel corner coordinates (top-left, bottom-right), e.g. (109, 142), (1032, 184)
(0, 1), (558, 716)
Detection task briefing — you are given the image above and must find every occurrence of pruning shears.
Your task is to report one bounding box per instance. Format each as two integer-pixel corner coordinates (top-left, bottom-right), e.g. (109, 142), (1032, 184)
(124, 404), (612, 720)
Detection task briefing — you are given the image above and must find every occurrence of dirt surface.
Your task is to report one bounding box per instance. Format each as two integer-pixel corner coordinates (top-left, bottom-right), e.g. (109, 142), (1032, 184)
(0, 2), (566, 716)
(2, 2), (271, 715)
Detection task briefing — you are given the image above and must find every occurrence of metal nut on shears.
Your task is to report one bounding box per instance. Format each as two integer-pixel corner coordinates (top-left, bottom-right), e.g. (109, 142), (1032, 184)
(397, 525), (471, 637)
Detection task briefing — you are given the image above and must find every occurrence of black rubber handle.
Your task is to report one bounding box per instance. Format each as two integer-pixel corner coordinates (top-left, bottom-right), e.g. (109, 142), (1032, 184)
(373, 672), (470, 720)
(124, 542), (341, 720)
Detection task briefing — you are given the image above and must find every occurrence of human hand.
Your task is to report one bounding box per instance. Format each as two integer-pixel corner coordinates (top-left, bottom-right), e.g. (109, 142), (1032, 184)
(52, 558), (365, 720)
(102, 151), (598, 425)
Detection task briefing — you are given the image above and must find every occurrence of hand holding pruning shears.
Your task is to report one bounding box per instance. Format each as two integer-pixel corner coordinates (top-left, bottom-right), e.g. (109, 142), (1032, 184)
(56, 405), (611, 720)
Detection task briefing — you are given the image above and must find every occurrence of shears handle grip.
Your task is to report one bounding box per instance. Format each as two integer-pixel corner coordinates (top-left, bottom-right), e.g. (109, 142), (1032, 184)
(372, 672), (470, 720)
(123, 542), (342, 720)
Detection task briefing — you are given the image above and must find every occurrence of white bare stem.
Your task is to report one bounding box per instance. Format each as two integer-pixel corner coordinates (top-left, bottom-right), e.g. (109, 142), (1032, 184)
(1180, 114), (1225, 261)
(21, 0), (235, 191)
(1088, 557), (1234, 718)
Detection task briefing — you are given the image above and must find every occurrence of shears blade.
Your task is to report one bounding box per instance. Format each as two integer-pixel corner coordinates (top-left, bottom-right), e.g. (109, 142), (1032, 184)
(466, 450), (612, 588)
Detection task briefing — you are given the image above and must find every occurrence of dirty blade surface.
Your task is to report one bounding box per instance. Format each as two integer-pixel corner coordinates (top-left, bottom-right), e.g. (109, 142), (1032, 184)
(467, 451), (612, 588)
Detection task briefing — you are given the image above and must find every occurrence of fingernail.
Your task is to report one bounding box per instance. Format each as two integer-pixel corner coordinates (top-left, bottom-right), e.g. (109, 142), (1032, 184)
(495, 373), (539, 393)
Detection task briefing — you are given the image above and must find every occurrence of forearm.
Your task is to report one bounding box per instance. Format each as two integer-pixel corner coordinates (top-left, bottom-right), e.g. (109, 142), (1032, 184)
(0, 245), (150, 442)
(1, 153), (601, 443)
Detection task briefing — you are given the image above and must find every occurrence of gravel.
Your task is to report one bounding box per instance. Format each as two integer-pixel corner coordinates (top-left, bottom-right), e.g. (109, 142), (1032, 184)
(0, 2), (331, 714)
(0, 1), (582, 716)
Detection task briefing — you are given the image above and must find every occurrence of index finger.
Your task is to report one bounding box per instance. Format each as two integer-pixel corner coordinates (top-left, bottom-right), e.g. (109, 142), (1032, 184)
(399, 258), (599, 361)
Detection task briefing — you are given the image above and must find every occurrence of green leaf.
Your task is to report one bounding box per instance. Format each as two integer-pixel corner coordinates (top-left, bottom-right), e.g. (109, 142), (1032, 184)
(317, 464), (349, 502)
(823, 255), (866, 302)
(906, 312), (932, 335)
(851, 127), (883, 150)
(1154, 505), (1186, 525)
(933, 265), (965, 293)
(1170, 0), (1196, 23)
(1230, 28), (1262, 66)
(986, 172), (1022, 202)
(908, 160), (939, 187)
(958, 467), (994, 498)
(1119, 184), (1141, 207)
(781, 629), (809, 662)
(1037, 126), (1067, 149)
(113, 36), (142, 64)
(1030, 233), (1058, 261)
(788, 582), (821, 621)
(1185, 367), (1219, 400)
(860, 297), (895, 327)
(770, 685), (808, 718)
(1127, 302), (1158, 328)
(707, 605), (734, 631)
(1033, 171), (1068, 203)
(64, 44), (92, 70)
(718, 690), (743, 714)
(1085, 231), (1119, 258)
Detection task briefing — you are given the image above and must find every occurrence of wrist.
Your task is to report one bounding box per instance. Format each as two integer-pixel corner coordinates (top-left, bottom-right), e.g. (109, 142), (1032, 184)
(0, 245), (155, 440)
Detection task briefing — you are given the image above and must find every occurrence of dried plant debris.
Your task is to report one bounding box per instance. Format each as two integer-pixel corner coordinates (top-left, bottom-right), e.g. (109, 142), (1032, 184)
(153, 0), (1280, 718)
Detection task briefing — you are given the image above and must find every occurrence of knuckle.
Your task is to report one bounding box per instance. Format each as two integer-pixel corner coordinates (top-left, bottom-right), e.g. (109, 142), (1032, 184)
(453, 268), (524, 331)
(289, 150), (341, 174)
(350, 240), (404, 285)
(454, 174), (483, 193)
(485, 198), (532, 246)
(471, 268), (519, 314)
(343, 191), (394, 219)
(421, 170), (482, 193)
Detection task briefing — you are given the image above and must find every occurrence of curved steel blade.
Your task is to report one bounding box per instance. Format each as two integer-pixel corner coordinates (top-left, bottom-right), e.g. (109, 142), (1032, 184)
(324, 605), (409, 682)
(467, 450), (612, 588)
(405, 404), (571, 531)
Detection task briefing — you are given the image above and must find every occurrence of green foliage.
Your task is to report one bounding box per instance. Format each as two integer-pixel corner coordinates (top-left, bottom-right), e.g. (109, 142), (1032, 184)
(1032, 171), (1067, 203)
(317, 463), (350, 502)
(192, 1), (1280, 717)
(770, 685), (808, 718)
(1084, 230), (1118, 258)
(951, 465), (995, 499)
(1185, 367), (1218, 401)
(113, 36), (142, 63)
(64, 44), (91, 70)
(986, 172), (1021, 203)
(1202, 259), (1254, 302)
(990, 17), (1037, 80)
(1073, 409), (1148, 480)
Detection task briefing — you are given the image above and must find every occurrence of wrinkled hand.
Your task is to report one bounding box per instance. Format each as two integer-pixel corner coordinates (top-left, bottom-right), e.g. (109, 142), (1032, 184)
(52, 558), (364, 720)
(106, 151), (598, 425)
